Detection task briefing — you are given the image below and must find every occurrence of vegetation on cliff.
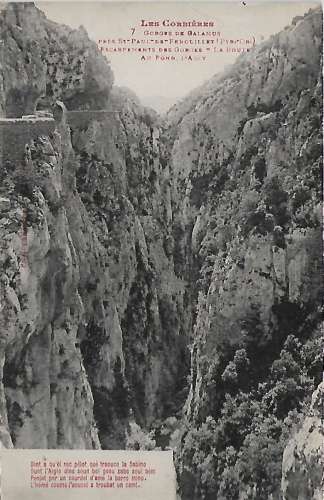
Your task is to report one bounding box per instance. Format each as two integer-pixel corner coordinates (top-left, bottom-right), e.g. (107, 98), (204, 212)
(0, 3), (322, 499)
(166, 7), (322, 499)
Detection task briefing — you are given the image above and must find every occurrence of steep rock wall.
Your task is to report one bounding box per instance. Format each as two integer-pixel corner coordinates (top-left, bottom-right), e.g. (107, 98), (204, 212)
(0, 2), (113, 116)
(0, 4), (322, 500)
(167, 6), (322, 417)
(166, 8), (322, 499)
(281, 382), (323, 500)
(0, 3), (190, 451)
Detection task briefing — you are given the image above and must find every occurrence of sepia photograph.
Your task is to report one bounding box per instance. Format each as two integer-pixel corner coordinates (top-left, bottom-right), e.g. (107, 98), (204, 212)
(0, 1), (322, 498)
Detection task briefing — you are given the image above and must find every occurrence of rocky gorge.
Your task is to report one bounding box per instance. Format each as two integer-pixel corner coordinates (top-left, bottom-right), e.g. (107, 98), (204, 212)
(0, 3), (322, 500)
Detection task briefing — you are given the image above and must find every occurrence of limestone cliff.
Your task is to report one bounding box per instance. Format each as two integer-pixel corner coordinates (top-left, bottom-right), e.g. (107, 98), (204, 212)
(167, 7), (322, 499)
(281, 382), (323, 500)
(0, 3), (322, 500)
(0, 2), (114, 116)
(0, 2), (189, 451)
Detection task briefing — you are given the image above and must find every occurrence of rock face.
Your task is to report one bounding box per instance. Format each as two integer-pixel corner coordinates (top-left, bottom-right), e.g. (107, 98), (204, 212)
(281, 383), (323, 500)
(0, 2), (114, 116)
(0, 2), (189, 450)
(168, 5), (321, 412)
(165, 7), (322, 499)
(0, 3), (322, 500)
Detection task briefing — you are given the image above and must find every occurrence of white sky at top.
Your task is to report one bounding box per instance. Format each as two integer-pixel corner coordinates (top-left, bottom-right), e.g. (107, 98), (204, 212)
(28, 1), (322, 101)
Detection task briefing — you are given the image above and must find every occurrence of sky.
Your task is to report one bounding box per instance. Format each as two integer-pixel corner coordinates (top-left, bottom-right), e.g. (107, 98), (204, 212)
(26, 1), (323, 103)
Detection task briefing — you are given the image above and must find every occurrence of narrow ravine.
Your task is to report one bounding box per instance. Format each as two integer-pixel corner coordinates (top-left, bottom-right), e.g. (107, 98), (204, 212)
(0, 4), (322, 499)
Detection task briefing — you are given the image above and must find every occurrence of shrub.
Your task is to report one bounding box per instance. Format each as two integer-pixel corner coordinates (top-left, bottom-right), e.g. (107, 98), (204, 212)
(126, 421), (156, 450)
(262, 175), (290, 227)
